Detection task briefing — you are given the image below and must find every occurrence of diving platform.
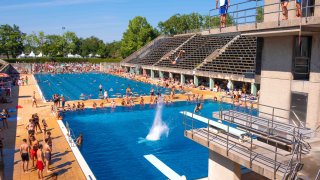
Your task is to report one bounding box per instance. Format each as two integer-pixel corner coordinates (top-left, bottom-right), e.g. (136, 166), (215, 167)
(144, 154), (186, 180)
(181, 111), (311, 180)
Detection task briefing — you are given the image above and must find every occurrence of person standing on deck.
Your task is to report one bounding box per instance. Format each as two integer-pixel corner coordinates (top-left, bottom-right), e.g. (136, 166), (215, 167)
(281, 0), (289, 20)
(20, 139), (30, 173)
(44, 138), (52, 173)
(216, 0), (230, 28)
(36, 144), (45, 180)
(61, 95), (66, 109)
(99, 84), (103, 94)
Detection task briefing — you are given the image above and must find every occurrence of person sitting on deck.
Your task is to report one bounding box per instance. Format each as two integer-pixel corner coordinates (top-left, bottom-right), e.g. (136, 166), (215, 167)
(166, 50), (186, 65)
(296, 0), (302, 17)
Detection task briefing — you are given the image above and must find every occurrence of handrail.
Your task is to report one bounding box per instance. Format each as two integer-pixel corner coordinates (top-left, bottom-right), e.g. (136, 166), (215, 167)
(208, 0), (320, 31)
(315, 168), (320, 180)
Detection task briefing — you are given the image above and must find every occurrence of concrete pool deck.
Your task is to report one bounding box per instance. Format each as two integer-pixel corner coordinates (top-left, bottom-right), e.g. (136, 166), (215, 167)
(2, 73), (256, 180)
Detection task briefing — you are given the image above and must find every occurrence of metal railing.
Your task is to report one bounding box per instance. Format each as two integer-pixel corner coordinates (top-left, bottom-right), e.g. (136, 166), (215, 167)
(182, 95), (313, 179)
(65, 121), (77, 147)
(208, 0), (320, 31)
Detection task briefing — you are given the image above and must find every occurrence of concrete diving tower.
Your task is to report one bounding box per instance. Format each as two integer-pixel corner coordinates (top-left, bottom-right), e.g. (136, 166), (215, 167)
(181, 109), (313, 180)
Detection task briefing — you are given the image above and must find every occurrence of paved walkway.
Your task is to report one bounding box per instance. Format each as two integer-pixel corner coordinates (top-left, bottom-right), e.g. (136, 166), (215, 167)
(1, 74), (85, 180)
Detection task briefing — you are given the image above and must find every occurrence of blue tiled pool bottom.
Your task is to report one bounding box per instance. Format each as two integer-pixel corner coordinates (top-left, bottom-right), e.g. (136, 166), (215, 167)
(34, 73), (178, 101)
(62, 100), (230, 179)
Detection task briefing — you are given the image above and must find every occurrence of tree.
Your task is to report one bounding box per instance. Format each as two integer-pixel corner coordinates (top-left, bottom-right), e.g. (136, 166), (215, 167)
(63, 31), (80, 55)
(106, 41), (122, 58)
(79, 36), (103, 57)
(24, 33), (40, 53)
(43, 34), (64, 56)
(121, 16), (158, 58)
(0, 24), (25, 58)
(256, 7), (264, 23)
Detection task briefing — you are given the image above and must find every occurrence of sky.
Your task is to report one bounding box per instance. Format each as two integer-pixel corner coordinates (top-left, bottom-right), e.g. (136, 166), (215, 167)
(0, 0), (219, 43)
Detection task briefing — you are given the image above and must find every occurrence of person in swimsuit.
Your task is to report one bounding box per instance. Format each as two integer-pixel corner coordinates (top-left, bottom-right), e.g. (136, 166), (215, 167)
(20, 139), (30, 173)
(167, 50), (186, 65)
(281, 0), (289, 20)
(37, 144), (45, 180)
(76, 134), (83, 146)
(26, 119), (35, 136)
(42, 119), (48, 136)
(1, 109), (9, 129)
(216, 0), (230, 28)
(33, 113), (42, 133)
(194, 103), (203, 113)
(30, 135), (39, 168)
(46, 131), (53, 150)
(296, 0), (302, 17)
(44, 138), (52, 173)
(32, 94), (38, 108)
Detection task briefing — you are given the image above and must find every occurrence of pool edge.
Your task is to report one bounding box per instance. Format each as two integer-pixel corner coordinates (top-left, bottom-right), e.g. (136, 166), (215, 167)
(56, 119), (97, 180)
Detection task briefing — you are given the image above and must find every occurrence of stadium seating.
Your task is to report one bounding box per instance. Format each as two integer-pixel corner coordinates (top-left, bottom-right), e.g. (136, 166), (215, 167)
(155, 34), (235, 70)
(197, 36), (257, 75)
(127, 35), (192, 66)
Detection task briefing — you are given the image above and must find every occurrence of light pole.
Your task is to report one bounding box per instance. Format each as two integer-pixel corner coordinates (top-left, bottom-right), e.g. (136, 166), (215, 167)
(62, 26), (66, 57)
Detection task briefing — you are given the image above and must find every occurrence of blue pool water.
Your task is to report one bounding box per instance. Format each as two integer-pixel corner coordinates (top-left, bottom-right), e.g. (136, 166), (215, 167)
(62, 100), (228, 180)
(34, 73), (178, 101)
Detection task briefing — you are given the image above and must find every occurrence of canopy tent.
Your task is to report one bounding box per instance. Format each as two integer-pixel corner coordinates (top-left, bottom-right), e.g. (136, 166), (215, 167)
(17, 52), (26, 59)
(36, 52), (43, 57)
(88, 53), (93, 58)
(28, 51), (36, 58)
(95, 54), (101, 58)
(67, 53), (74, 58)
(74, 54), (82, 58)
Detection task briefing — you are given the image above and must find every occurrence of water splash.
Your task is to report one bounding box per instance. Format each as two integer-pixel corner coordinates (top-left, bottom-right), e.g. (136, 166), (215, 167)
(146, 98), (169, 141)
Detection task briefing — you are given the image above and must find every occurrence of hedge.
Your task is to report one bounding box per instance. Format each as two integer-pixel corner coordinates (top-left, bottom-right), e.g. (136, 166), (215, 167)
(3, 57), (122, 63)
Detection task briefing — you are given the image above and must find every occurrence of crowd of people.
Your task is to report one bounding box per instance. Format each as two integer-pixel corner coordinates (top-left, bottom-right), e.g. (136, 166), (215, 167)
(32, 63), (100, 74)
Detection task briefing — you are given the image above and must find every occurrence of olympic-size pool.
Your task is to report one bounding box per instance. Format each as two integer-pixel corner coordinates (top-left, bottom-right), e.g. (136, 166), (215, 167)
(62, 100), (233, 179)
(34, 73), (178, 101)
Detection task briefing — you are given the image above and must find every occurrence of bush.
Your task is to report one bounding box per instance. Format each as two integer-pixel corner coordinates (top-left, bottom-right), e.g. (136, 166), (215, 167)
(3, 57), (122, 63)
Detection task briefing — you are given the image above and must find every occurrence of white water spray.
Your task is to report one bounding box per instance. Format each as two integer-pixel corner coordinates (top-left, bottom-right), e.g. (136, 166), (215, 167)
(146, 98), (169, 141)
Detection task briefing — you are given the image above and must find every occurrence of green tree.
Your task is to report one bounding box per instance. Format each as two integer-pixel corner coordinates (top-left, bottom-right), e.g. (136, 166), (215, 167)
(0, 24), (25, 58)
(43, 34), (65, 56)
(106, 41), (122, 58)
(24, 32), (40, 53)
(63, 31), (80, 55)
(79, 36), (103, 57)
(121, 16), (158, 58)
(256, 7), (264, 23)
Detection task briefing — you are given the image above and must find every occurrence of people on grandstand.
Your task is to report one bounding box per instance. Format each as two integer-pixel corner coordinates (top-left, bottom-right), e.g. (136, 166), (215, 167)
(296, 0), (302, 17)
(216, 0), (230, 28)
(167, 50), (186, 65)
(281, 0), (289, 20)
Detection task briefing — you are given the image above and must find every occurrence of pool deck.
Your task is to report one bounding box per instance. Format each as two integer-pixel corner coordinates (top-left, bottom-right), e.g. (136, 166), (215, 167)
(1, 73), (255, 180)
(1, 74), (85, 180)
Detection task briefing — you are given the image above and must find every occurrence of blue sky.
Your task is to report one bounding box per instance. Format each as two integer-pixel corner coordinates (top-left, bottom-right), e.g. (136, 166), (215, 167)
(0, 0), (219, 43)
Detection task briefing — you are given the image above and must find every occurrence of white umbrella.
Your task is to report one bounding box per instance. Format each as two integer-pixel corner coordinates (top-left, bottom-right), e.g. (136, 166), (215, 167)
(95, 54), (101, 58)
(88, 53), (93, 58)
(74, 54), (82, 58)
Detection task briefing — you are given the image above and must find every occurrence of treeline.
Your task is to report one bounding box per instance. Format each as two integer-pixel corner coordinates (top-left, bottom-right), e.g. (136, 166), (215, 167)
(0, 12), (235, 60)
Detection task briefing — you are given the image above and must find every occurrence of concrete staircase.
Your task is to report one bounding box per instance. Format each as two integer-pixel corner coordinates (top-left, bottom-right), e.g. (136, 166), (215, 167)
(121, 35), (167, 64)
(154, 34), (197, 66)
(194, 35), (240, 70)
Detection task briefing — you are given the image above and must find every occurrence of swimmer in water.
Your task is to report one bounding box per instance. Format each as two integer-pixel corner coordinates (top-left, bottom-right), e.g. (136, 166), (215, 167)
(194, 102), (203, 113)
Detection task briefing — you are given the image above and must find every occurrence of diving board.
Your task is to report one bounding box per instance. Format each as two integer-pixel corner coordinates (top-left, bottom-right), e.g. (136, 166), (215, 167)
(180, 111), (247, 139)
(144, 154), (186, 180)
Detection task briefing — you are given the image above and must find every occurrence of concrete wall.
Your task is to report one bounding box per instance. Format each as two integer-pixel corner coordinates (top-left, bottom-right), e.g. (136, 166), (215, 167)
(259, 36), (294, 122)
(305, 33), (320, 128)
(208, 151), (241, 180)
(264, 0), (296, 22)
(260, 33), (320, 129)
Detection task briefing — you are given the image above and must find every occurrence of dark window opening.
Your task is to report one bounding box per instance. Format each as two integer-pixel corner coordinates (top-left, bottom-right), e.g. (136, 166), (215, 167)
(293, 36), (312, 80)
(290, 92), (308, 127)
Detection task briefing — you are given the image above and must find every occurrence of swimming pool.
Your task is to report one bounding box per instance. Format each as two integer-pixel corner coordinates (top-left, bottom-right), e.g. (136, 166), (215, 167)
(34, 73), (178, 101)
(62, 100), (229, 179)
